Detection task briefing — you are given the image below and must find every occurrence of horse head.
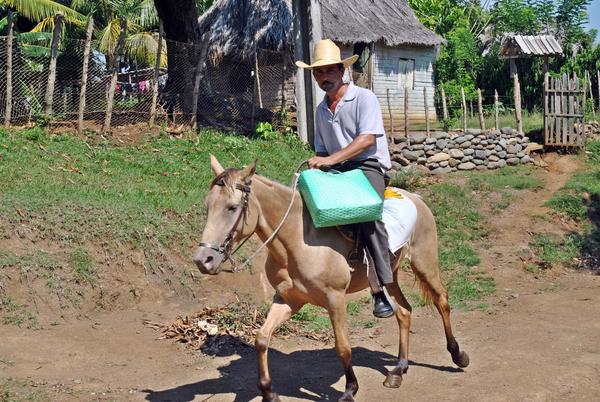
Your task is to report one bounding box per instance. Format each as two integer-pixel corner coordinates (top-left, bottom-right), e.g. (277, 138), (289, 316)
(192, 155), (259, 275)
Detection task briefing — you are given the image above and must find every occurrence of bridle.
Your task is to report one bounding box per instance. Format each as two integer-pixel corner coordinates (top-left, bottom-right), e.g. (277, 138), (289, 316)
(197, 159), (308, 273)
(197, 182), (253, 269)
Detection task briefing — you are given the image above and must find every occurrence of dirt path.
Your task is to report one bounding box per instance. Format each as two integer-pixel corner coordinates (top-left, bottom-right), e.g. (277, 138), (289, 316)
(2, 155), (599, 401)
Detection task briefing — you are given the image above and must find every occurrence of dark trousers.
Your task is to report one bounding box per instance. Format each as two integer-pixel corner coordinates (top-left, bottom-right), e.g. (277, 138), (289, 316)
(333, 159), (393, 286)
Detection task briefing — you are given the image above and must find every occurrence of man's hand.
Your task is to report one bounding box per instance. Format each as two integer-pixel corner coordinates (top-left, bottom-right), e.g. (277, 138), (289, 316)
(308, 155), (335, 169)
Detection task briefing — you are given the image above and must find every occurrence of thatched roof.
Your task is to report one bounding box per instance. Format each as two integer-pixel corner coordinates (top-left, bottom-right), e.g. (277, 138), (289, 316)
(198, 0), (444, 61)
(321, 0), (445, 47)
(198, 0), (293, 61)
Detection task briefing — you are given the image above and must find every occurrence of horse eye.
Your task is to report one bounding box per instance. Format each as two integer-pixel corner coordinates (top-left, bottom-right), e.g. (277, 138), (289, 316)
(227, 205), (238, 212)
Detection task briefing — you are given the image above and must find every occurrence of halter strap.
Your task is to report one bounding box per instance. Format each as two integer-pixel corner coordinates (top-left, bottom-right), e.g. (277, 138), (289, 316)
(197, 182), (251, 263)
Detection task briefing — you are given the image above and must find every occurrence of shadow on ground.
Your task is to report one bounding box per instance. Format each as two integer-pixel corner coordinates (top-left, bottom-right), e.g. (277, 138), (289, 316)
(142, 343), (463, 401)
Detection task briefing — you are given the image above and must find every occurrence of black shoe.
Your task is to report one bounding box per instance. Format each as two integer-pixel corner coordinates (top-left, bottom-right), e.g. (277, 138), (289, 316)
(372, 291), (395, 318)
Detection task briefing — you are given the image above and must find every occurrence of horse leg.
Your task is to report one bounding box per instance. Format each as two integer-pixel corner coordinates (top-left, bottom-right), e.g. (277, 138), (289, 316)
(256, 296), (295, 402)
(431, 282), (470, 368)
(382, 276), (412, 388)
(327, 292), (358, 402)
(411, 254), (470, 368)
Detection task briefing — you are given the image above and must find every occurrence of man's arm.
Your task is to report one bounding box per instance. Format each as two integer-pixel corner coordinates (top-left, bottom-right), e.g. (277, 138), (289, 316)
(308, 134), (376, 169)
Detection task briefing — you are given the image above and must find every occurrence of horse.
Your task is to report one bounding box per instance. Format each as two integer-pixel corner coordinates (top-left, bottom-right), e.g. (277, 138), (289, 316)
(193, 155), (469, 402)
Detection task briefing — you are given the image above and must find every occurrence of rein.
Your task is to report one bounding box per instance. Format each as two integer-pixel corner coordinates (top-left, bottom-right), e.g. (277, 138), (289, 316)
(200, 160), (308, 273)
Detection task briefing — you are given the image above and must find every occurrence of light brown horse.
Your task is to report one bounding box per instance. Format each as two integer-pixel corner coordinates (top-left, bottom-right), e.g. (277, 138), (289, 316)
(193, 155), (469, 402)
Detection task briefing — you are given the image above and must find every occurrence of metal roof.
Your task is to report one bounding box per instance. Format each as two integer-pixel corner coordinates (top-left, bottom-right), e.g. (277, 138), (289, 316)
(500, 35), (563, 58)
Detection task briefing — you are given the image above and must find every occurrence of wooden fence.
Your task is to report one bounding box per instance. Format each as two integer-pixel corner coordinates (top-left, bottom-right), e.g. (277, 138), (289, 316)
(544, 72), (585, 147)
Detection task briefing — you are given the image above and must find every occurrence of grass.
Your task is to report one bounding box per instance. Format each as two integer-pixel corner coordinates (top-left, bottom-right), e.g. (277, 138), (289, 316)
(424, 182), (484, 270)
(467, 166), (543, 192)
(69, 247), (96, 286)
(0, 378), (48, 402)
(528, 234), (582, 269)
(290, 305), (332, 333)
(0, 127), (311, 252)
(447, 269), (496, 310)
(543, 140), (600, 269)
(0, 297), (38, 329)
(410, 110), (544, 135)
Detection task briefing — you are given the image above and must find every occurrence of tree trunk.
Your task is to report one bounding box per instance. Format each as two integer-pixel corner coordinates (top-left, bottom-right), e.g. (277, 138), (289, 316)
(154, 0), (205, 115)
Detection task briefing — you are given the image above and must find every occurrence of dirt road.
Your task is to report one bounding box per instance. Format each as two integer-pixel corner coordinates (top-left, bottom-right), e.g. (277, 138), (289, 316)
(2, 155), (599, 401)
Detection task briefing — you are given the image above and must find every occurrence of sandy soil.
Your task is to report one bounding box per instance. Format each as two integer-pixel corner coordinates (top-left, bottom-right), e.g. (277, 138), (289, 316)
(1, 154), (599, 402)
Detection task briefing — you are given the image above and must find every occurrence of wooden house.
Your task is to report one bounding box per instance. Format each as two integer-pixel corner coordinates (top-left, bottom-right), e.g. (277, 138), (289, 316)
(198, 0), (444, 133)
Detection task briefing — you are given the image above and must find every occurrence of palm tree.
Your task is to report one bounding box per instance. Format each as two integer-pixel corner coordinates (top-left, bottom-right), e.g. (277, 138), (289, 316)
(71, 0), (165, 68)
(0, 0), (85, 30)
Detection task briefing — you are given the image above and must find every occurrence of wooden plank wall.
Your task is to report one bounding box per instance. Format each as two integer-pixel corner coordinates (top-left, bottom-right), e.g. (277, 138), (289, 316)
(372, 44), (437, 133)
(340, 44), (438, 133)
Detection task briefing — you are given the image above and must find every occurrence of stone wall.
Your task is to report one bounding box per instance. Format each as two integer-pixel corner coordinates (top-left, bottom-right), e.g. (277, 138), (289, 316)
(389, 127), (543, 175)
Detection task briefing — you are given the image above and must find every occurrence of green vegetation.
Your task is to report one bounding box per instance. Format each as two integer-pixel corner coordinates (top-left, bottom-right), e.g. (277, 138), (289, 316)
(528, 234), (581, 269)
(544, 140), (600, 270)
(468, 166), (542, 192)
(447, 269), (495, 310)
(69, 247), (96, 286)
(412, 110), (545, 135)
(291, 305), (332, 333)
(0, 297), (38, 329)
(0, 378), (48, 402)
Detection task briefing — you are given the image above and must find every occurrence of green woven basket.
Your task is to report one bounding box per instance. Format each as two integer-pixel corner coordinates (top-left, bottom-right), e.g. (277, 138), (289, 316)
(298, 168), (383, 228)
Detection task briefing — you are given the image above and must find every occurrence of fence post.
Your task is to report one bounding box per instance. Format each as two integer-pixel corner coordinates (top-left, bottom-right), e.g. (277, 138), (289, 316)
(103, 18), (127, 133)
(254, 49), (263, 108)
(387, 88), (393, 134)
(424, 87), (430, 136)
(477, 88), (485, 131)
(461, 87), (467, 132)
(251, 68), (257, 133)
(44, 12), (64, 117)
(597, 70), (600, 112)
(585, 70), (595, 115)
(77, 16), (94, 134)
(543, 73), (549, 144)
(149, 20), (164, 127)
(404, 86), (409, 140)
(513, 73), (523, 134)
(440, 86), (448, 120)
(4, 10), (14, 126)
(494, 89), (499, 130)
(190, 53), (203, 130)
(281, 59), (286, 111)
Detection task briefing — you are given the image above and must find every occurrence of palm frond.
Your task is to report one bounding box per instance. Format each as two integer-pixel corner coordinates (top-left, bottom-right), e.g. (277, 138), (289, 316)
(0, 0), (84, 24)
(99, 17), (122, 56)
(125, 31), (165, 66)
(139, 0), (158, 28)
(18, 31), (52, 43)
(20, 44), (52, 58)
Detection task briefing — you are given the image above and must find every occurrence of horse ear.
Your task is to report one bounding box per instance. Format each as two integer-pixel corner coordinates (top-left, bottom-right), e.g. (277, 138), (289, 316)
(240, 159), (257, 184)
(210, 154), (224, 176)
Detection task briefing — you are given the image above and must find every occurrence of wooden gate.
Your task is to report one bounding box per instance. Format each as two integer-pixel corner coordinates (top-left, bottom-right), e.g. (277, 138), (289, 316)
(544, 73), (585, 146)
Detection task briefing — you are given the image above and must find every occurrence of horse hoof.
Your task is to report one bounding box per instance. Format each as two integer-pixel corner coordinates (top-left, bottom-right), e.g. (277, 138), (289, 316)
(262, 392), (280, 402)
(338, 393), (354, 402)
(453, 351), (470, 368)
(383, 373), (402, 388)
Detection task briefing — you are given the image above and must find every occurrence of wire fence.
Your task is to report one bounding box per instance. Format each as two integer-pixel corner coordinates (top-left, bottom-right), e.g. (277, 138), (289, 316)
(0, 32), (296, 133)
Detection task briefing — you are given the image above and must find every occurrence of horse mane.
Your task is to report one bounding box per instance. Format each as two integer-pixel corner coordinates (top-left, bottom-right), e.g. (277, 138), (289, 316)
(210, 167), (294, 198)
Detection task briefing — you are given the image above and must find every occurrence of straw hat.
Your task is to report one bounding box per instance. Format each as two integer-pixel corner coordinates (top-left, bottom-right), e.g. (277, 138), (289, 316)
(295, 39), (359, 69)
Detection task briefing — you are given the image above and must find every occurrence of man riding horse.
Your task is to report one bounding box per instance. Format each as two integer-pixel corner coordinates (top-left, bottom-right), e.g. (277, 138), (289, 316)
(296, 39), (396, 318)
